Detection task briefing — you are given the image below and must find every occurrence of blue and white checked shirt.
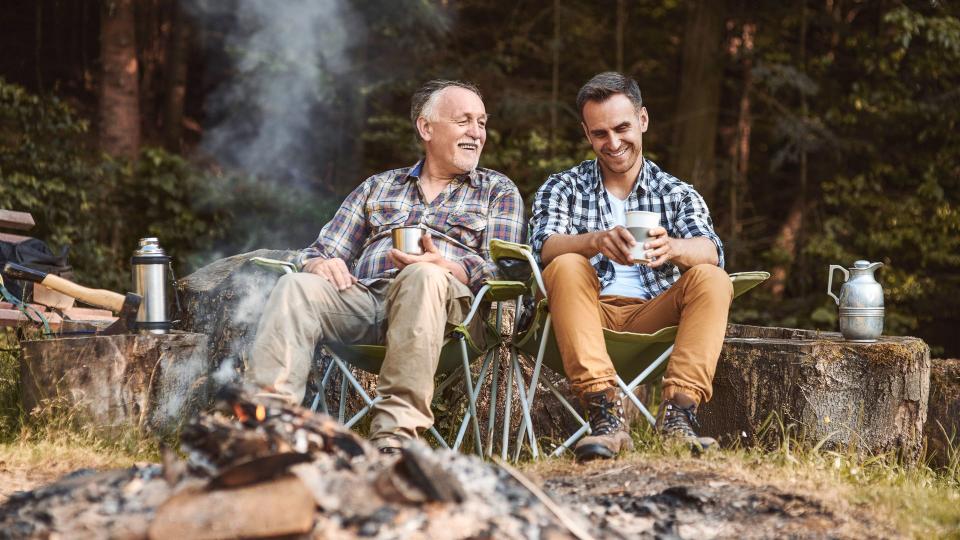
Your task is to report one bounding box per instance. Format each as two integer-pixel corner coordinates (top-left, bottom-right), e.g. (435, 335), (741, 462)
(530, 158), (724, 300)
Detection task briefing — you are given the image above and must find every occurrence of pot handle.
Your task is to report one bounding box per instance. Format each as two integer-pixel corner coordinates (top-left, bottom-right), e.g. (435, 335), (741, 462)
(827, 265), (848, 305)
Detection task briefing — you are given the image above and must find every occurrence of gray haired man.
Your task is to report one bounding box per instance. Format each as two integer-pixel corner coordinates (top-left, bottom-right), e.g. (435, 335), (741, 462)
(248, 80), (525, 453)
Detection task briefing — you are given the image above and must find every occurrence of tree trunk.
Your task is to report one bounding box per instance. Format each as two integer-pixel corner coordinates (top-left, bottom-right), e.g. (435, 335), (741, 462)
(671, 0), (725, 202)
(99, 0), (141, 159)
(615, 0), (626, 73)
(726, 21), (754, 269)
(925, 358), (960, 467)
(549, 0), (560, 158)
(162, 0), (189, 152)
(768, 198), (804, 298)
(20, 332), (210, 436)
(698, 324), (930, 463)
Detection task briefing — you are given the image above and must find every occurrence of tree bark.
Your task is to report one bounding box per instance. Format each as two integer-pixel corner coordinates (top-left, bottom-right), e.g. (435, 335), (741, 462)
(549, 0), (560, 159)
(671, 0), (725, 202)
(615, 0), (626, 73)
(162, 0), (189, 152)
(768, 198), (804, 298)
(20, 332), (210, 436)
(726, 21), (754, 269)
(698, 324), (930, 463)
(99, 0), (141, 159)
(925, 358), (960, 467)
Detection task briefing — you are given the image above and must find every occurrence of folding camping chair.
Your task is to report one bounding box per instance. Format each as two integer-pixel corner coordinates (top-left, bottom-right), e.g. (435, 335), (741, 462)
(488, 240), (770, 460)
(251, 257), (525, 456)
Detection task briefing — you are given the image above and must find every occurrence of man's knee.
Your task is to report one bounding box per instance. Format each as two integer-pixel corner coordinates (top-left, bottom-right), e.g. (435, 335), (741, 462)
(273, 271), (336, 302)
(685, 264), (733, 298)
(395, 262), (449, 285)
(543, 253), (594, 283)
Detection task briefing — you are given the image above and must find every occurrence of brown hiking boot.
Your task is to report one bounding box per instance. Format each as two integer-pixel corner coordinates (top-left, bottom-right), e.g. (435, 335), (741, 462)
(573, 387), (634, 462)
(656, 393), (717, 452)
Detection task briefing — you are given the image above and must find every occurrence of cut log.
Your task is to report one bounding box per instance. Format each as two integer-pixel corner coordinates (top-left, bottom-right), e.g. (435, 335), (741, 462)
(0, 209), (35, 231)
(20, 332), (211, 435)
(925, 358), (960, 467)
(698, 324), (930, 462)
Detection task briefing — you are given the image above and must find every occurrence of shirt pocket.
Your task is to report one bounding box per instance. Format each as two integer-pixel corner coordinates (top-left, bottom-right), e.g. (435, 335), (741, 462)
(445, 211), (487, 250)
(368, 206), (410, 235)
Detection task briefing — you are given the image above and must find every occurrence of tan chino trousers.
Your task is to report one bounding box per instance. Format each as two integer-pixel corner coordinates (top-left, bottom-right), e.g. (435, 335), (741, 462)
(248, 262), (478, 442)
(542, 253), (733, 405)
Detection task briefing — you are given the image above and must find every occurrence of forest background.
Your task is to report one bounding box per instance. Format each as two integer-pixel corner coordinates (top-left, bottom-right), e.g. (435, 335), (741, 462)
(0, 0), (958, 356)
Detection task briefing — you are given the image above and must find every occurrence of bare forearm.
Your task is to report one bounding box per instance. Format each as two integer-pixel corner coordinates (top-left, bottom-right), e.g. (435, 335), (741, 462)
(669, 237), (719, 271)
(540, 233), (603, 266)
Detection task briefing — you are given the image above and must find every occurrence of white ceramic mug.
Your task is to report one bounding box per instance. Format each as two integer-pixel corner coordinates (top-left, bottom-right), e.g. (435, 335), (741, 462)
(624, 211), (660, 264)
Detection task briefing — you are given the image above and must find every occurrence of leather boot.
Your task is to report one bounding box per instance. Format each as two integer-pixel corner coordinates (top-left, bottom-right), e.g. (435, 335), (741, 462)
(656, 392), (717, 452)
(573, 386), (634, 462)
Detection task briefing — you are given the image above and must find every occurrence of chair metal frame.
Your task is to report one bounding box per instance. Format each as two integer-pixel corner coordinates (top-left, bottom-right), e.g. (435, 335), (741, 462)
(251, 256), (525, 456)
(487, 241), (770, 460)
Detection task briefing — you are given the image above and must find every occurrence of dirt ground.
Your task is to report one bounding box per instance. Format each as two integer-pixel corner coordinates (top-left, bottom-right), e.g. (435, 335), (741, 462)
(1, 450), (900, 539)
(529, 455), (898, 539)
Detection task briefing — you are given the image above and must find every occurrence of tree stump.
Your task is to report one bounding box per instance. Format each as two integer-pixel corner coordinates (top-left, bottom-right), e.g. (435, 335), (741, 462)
(698, 324), (930, 463)
(20, 332), (210, 435)
(925, 358), (960, 467)
(176, 249), (297, 372)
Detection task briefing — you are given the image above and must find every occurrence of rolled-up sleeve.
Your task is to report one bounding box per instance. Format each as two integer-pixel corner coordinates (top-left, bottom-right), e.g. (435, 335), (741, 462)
(464, 180), (525, 292)
(298, 178), (372, 266)
(530, 175), (576, 263)
(674, 191), (725, 268)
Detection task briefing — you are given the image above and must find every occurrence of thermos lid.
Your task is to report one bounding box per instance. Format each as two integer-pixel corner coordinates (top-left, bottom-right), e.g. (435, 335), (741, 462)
(133, 237), (167, 259)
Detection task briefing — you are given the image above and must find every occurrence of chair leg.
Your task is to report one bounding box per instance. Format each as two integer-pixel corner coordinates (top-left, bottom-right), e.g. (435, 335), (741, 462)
(540, 377), (589, 457)
(458, 335), (484, 456)
(511, 350), (540, 461)
(338, 374), (348, 424)
(616, 376), (656, 427)
(513, 314), (550, 460)
(501, 345), (516, 461)
(453, 348), (495, 451)
(310, 360), (336, 414)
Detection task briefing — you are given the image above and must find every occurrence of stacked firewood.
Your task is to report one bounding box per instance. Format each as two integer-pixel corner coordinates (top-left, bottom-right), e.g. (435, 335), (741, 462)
(0, 386), (594, 540)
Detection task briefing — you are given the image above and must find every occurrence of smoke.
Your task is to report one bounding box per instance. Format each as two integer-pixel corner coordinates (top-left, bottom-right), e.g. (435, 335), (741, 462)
(183, 0), (363, 185)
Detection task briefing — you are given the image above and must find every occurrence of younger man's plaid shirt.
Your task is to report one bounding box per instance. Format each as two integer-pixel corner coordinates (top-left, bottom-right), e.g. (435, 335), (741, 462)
(530, 158), (724, 299)
(300, 161), (525, 294)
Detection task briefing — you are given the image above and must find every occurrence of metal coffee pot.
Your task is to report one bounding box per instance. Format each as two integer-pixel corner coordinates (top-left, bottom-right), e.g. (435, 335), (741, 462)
(827, 260), (884, 342)
(132, 238), (172, 334)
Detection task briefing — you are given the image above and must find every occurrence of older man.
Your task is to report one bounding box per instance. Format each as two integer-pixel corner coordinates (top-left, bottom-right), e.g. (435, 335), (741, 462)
(249, 80), (525, 453)
(531, 72), (732, 462)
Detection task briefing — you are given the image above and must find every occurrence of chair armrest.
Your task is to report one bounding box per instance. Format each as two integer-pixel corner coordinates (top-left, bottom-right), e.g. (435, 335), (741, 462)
(251, 257), (299, 275)
(490, 239), (533, 262)
(482, 280), (528, 301)
(730, 271), (771, 300)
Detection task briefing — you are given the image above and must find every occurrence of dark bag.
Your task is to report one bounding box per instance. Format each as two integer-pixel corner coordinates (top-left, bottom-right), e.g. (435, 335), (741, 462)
(0, 238), (72, 300)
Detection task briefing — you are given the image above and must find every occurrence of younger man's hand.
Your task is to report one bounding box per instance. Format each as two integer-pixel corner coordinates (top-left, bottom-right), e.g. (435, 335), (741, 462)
(643, 226), (675, 268)
(593, 227), (636, 266)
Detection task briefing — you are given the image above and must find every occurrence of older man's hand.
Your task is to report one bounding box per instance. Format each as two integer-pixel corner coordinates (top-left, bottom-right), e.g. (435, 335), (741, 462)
(302, 257), (358, 290)
(388, 233), (469, 285)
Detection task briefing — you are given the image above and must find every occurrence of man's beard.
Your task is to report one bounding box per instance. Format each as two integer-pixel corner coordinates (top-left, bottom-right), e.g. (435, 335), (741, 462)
(452, 153), (480, 173)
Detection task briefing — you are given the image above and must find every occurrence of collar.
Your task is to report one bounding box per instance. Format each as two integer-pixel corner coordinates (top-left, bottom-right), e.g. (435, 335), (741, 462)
(396, 159), (481, 188)
(590, 158), (649, 196)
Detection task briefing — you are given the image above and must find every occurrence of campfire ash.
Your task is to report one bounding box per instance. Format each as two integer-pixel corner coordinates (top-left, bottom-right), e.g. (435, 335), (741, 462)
(0, 386), (591, 539)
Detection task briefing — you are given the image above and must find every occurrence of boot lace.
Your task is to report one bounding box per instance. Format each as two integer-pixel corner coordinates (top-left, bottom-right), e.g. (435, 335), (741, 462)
(661, 402), (700, 439)
(585, 394), (624, 436)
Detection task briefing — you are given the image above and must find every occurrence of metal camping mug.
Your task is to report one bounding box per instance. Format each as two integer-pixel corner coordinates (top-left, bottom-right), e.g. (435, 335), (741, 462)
(132, 237), (172, 334)
(392, 226), (425, 255)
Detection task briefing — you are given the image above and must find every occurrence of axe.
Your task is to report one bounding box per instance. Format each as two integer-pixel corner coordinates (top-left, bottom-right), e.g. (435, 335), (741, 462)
(3, 262), (141, 335)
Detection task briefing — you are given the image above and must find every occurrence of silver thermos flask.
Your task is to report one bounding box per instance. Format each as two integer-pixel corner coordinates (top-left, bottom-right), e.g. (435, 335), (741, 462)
(132, 238), (172, 334)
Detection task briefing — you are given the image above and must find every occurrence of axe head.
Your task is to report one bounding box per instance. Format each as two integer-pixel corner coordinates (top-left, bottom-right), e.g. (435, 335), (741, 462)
(98, 293), (142, 335)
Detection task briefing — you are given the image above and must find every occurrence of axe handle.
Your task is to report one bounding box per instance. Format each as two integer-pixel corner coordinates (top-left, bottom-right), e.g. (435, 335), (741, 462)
(41, 274), (128, 313)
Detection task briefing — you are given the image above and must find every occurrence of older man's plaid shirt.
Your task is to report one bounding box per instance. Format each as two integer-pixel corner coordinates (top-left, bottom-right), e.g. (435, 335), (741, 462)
(300, 161), (525, 294)
(530, 158), (724, 300)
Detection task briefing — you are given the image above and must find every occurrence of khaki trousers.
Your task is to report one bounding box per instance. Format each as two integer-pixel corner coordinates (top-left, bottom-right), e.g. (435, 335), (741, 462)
(248, 262), (477, 442)
(542, 253), (733, 405)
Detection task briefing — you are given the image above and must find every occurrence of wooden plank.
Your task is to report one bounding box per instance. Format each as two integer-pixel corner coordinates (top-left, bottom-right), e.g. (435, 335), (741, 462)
(0, 308), (61, 330)
(0, 231), (32, 243)
(0, 210), (35, 231)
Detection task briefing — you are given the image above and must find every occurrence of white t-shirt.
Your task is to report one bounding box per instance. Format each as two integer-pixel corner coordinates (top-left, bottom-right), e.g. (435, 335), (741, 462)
(601, 190), (650, 298)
